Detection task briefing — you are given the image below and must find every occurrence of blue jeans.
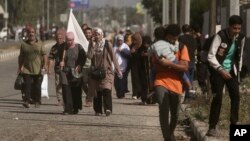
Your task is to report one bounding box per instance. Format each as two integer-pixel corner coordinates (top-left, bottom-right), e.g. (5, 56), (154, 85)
(155, 86), (180, 140)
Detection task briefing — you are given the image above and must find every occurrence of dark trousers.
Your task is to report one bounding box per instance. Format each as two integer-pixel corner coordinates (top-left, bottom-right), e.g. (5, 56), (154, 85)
(114, 72), (127, 98)
(23, 74), (43, 103)
(93, 89), (112, 113)
(155, 86), (180, 140)
(62, 84), (82, 112)
(62, 84), (73, 112)
(208, 71), (239, 128)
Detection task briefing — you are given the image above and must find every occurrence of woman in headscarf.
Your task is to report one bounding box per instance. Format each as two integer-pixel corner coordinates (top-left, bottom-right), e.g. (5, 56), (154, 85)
(60, 32), (86, 114)
(87, 27), (122, 116)
(130, 32), (143, 100)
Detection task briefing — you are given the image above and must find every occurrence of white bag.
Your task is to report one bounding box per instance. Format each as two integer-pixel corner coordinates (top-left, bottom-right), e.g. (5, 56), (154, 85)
(41, 74), (49, 99)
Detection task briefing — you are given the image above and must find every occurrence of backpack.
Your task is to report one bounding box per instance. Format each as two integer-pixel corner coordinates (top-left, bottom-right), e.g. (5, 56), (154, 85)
(197, 35), (214, 64)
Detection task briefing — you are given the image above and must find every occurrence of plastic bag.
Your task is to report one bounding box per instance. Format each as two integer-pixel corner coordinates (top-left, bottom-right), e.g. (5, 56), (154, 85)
(41, 74), (49, 99)
(14, 74), (24, 90)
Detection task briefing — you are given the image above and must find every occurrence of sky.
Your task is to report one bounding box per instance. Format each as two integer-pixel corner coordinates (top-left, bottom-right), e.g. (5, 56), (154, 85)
(88, 0), (141, 8)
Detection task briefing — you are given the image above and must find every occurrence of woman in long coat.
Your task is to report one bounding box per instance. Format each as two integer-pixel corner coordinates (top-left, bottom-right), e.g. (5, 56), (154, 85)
(87, 28), (122, 116)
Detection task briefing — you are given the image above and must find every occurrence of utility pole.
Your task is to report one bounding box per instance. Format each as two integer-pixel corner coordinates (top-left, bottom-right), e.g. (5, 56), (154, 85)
(179, 0), (190, 27)
(4, 0), (8, 30)
(171, 0), (177, 24)
(162, 0), (169, 25)
(227, 0), (240, 19)
(47, 0), (50, 31)
(42, 0), (45, 27)
(209, 0), (216, 36)
(216, 0), (222, 33)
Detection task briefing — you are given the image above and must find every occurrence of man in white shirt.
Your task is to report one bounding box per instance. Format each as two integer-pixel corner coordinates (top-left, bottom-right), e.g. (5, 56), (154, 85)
(113, 34), (130, 98)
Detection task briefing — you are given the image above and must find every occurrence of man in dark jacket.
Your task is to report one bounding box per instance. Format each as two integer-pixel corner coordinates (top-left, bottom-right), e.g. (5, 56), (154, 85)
(206, 15), (245, 137)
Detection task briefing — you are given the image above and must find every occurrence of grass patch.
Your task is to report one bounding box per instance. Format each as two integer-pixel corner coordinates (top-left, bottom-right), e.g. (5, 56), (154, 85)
(189, 76), (250, 130)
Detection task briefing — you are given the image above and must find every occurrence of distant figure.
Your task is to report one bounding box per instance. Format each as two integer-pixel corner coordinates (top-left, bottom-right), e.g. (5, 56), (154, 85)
(130, 32), (143, 100)
(137, 35), (152, 104)
(81, 23), (89, 31)
(82, 27), (93, 107)
(113, 34), (130, 99)
(39, 24), (46, 41)
(179, 24), (198, 102)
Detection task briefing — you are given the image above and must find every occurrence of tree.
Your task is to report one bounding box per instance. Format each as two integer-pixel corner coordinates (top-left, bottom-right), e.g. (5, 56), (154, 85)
(142, 0), (211, 28)
(141, 0), (162, 24)
(0, 0), (68, 27)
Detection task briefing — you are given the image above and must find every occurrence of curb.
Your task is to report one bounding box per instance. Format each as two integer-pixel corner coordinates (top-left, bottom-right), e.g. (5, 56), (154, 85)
(0, 41), (55, 62)
(0, 50), (20, 61)
(180, 104), (228, 141)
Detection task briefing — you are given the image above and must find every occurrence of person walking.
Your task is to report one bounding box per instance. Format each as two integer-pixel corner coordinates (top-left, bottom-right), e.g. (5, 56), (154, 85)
(153, 24), (190, 141)
(48, 28), (67, 106)
(206, 15), (245, 136)
(60, 32), (86, 114)
(130, 32), (143, 100)
(113, 34), (130, 99)
(87, 27), (122, 116)
(138, 35), (152, 104)
(179, 24), (198, 102)
(18, 26), (47, 108)
(82, 27), (93, 107)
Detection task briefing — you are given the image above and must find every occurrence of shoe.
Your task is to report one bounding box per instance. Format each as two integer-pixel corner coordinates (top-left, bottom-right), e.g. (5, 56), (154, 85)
(189, 89), (196, 94)
(206, 128), (218, 137)
(56, 101), (64, 106)
(139, 101), (146, 105)
(132, 96), (137, 100)
(63, 111), (73, 115)
(105, 110), (111, 116)
(22, 102), (30, 108)
(84, 102), (92, 107)
(95, 113), (101, 116)
(73, 109), (79, 114)
(35, 102), (40, 108)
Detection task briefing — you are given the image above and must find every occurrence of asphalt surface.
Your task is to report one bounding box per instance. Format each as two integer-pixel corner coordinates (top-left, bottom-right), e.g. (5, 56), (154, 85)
(0, 56), (195, 141)
(0, 40), (19, 49)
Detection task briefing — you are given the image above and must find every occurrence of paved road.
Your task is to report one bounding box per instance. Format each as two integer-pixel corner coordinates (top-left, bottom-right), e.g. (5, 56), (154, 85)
(0, 40), (19, 49)
(0, 57), (195, 141)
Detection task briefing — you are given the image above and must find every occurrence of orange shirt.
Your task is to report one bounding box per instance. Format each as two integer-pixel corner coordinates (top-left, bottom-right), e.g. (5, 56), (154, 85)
(154, 45), (190, 95)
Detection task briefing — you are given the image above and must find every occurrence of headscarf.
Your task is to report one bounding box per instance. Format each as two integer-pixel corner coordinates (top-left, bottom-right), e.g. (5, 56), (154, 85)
(94, 27), (104, 38)
(94, 27), (105, 51)
(117, 34), (124, 41)
(66, 31), (75, 40)
(66, 32), (75, 48)
(131, 32), (142, 49)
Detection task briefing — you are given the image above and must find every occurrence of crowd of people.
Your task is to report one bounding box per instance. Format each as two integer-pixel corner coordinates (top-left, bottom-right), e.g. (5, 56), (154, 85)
(17, 15), (246, 141)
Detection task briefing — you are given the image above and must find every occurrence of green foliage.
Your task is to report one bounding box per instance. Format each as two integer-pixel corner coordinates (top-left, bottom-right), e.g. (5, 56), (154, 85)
(190, 0), (210, 30)
(0, 0), (69, 26)
(141, 0), (210, 27)
(190, 77), (250, 129)
(141, 0), (162, 24)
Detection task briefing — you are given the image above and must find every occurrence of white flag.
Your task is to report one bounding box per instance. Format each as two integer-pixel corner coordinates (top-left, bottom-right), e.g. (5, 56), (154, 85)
(67, 9), (89, 52)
